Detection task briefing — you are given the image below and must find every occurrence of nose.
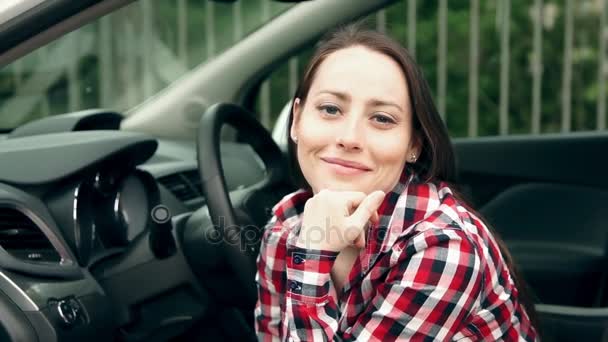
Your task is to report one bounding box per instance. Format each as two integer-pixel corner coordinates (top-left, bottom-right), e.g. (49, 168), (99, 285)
(336, 116), (363, 151)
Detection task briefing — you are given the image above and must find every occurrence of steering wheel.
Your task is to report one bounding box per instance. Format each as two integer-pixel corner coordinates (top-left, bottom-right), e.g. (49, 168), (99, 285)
(196, 103), (288, 308)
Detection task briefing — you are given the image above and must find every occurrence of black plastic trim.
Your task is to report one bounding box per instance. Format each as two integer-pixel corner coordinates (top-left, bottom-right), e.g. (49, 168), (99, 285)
(454, 132), (608, 188)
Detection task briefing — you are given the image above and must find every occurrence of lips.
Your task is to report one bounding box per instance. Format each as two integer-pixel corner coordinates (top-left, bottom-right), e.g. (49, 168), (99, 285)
(320, 157), (372, 171)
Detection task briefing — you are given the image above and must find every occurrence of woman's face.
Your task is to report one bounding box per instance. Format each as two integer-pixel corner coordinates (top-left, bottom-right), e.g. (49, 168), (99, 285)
(291, 46), (419, 195)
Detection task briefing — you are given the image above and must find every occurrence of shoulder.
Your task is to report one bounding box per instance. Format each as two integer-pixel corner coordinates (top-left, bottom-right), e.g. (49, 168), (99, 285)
(406, 181), (486, 241)
(389, 181), (485, 267)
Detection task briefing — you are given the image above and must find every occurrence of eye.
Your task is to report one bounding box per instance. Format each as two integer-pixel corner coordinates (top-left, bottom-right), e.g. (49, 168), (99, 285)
(319, 105), (340, 116)
(371, 114), (397, 125)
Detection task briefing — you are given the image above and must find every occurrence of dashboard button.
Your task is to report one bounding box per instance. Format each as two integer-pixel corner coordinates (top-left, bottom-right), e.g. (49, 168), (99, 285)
(68, 298), (81, 314)
(56, 298), (79, 327)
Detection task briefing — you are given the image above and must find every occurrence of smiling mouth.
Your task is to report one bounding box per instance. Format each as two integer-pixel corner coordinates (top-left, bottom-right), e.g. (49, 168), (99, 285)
(320, 157), (372, 171)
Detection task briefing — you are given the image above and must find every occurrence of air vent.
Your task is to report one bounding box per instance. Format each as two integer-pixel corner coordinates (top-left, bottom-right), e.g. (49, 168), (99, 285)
(158, 172), (202, 202)
(182, 170), (202, 194)
(0, 207), (61, 262)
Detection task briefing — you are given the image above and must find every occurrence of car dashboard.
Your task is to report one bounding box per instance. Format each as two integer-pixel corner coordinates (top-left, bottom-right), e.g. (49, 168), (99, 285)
(0, 126), (268, 341)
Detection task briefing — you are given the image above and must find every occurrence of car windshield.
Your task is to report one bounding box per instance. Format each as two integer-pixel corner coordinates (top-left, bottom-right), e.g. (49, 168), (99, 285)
(0, 0), (294, 131)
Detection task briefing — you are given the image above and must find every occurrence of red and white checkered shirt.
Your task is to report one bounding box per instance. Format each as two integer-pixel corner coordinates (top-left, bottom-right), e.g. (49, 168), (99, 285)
(255, 169), (538, 341)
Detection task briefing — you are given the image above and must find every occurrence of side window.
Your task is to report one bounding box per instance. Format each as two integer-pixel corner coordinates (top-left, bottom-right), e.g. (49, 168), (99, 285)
(253, 47), (315, 131)
(252, 0), (607, 138)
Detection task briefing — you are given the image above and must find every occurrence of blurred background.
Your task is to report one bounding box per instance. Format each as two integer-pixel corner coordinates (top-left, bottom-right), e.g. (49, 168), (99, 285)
(0, 0), (606, 139)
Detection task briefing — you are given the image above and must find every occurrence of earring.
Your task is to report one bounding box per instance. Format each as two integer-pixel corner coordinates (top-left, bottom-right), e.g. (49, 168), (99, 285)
(292, 136), (298, 143)
(409, 153), (417, 163)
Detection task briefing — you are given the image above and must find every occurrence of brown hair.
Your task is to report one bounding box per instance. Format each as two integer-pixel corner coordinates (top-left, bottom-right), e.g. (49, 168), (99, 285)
(285, 23), (539, 330)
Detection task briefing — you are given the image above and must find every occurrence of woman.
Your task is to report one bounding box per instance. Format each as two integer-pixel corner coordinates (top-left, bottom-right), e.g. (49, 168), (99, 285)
(255, 25), (538, 341)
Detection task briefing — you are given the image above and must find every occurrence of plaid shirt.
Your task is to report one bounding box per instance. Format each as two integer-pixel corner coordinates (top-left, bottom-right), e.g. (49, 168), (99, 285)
(255, 169), (537, 341)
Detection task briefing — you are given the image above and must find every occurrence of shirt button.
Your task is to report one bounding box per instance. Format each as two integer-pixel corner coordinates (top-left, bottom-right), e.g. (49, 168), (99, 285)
(293, 255), (304, 264)
(289, 281), (300, 291)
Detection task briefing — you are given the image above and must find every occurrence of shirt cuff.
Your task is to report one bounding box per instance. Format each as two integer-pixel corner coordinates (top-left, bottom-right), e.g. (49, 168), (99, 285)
(285, 246), (339, 304)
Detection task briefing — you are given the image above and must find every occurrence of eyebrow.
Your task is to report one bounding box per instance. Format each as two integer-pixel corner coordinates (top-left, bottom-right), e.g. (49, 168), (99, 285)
(315, 90), (404, 112)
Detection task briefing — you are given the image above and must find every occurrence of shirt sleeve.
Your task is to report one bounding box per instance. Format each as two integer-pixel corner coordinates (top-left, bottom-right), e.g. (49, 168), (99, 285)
(255, 217), (287, 342)
(284, 245), (341, 342)
(284, 228), (483, 341)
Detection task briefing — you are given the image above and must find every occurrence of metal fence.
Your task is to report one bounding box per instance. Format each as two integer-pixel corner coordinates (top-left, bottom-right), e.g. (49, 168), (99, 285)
(257, 0), (608, 136)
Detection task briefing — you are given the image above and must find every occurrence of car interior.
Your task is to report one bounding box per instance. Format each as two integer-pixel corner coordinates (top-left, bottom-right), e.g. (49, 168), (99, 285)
(0, 0), (607, 341)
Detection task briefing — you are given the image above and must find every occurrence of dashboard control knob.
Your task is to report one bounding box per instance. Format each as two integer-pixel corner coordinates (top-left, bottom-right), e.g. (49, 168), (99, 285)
(56, 298), (80, 326)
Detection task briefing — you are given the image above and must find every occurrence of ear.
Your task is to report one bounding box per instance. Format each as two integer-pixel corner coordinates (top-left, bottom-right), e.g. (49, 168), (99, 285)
(409, 133), (423, 160)
(290, 98), (302, 143)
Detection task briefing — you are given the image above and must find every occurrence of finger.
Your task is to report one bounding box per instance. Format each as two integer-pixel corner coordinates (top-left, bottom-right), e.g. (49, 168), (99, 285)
(352, 232), (366, 249)
(370, 211), (379, 225)
(342, 191), (367, 206)
(337, 191), (368, 215)
(348, 191), (385, 228)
